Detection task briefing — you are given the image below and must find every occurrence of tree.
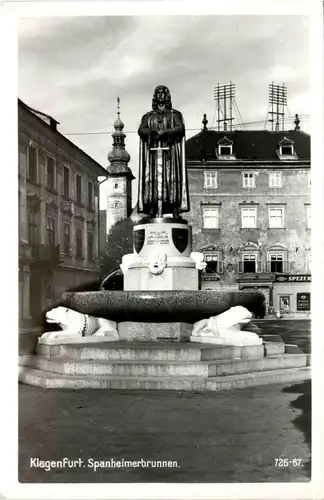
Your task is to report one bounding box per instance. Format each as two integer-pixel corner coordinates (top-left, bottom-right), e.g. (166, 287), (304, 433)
(100, 218), (134, 278)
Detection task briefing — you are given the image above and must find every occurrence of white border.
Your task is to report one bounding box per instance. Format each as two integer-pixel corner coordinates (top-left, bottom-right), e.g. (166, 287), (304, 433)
(1, 1), (323, 499)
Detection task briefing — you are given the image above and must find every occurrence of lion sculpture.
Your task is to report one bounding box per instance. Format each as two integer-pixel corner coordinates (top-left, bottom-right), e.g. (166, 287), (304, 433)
(191, 305), (262, 346)
(39, 307), (119, 343)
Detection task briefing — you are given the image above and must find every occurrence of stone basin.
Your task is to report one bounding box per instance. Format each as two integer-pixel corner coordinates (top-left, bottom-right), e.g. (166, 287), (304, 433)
(60, 290), (265, 323)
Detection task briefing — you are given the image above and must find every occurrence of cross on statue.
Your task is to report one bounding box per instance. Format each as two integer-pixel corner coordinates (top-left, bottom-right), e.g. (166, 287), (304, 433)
(150, 141), (170, 218)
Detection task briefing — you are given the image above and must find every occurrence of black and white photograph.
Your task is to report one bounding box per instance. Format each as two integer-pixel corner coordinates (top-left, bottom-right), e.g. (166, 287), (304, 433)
(1, 0), (323, 498)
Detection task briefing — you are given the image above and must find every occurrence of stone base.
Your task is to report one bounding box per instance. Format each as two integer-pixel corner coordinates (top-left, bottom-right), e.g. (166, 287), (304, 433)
(190, 336), (263, 347)
(118, 322), (192, 342)
(124, 266), (199, 291)
(38, 334), (120, 345)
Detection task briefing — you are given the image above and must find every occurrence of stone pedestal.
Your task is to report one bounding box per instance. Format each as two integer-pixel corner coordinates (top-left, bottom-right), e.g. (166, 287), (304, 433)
(118, 322), (192, 342)
(123, 218), (199, 291)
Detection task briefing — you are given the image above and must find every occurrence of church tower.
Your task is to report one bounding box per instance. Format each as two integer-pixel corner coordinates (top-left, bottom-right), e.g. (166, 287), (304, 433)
(106, 97), (134, 234)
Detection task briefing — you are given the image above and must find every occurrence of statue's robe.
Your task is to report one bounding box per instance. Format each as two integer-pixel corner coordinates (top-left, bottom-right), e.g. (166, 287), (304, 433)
(137, 108), (190, 215)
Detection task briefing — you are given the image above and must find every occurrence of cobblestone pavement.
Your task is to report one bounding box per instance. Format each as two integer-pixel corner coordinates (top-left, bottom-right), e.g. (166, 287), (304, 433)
(19, 381), (311, 483)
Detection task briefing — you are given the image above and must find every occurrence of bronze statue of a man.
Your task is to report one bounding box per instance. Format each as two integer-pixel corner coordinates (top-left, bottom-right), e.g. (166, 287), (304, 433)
(137, 85), (190, 219)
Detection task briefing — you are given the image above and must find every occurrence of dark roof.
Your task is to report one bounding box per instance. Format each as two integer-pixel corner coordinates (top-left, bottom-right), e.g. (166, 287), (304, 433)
(186, 129), (310, 162)
(18, 98), (108, 176)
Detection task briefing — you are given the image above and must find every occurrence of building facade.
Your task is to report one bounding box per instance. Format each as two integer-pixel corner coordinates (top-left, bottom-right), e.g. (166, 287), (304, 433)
(18, 99), (108, 329)
(185, 119), (311, 317)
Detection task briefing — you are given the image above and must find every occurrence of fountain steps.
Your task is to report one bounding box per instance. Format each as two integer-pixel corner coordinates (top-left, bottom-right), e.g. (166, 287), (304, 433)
(19, 352), (307, 378)
(18, 366), (310, 391)
(18, 340), (310, 390)
(36, 340), (283, 361)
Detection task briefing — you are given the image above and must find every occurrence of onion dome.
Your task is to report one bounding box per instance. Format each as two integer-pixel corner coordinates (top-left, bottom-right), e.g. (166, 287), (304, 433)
(107, 97), (133, 176)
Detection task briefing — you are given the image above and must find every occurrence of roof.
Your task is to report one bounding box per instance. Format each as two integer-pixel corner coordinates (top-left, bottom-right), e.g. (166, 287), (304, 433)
(186, 129), (310, 162)
(18, 98), (108, 177)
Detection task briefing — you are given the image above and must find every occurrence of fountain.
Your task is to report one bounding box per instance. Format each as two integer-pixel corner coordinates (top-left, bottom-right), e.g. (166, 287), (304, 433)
(19, 86), (310, 390)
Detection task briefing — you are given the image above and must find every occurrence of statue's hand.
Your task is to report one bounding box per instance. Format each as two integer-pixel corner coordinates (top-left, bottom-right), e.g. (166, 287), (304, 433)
(149, 130), (159, 141)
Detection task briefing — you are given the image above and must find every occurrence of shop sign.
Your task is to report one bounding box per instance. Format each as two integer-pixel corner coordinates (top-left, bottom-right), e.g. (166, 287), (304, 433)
(297, 293), (311, 311)
(275, 274), (311, 282)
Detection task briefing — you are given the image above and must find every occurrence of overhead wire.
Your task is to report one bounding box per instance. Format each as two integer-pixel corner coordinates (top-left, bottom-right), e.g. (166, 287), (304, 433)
(62, 113), (310, 137)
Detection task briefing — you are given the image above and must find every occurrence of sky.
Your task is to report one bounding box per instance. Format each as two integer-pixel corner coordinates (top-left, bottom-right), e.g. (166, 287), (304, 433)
(18, 15), (310, 208)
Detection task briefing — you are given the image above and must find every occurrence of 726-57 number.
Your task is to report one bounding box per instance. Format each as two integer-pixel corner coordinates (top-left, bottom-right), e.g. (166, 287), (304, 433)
(274, 458), (303, 467)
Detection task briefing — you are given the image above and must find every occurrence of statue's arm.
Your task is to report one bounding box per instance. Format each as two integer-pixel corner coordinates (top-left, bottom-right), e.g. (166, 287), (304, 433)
(164, 111), (185, 140)
(138, 114), (151, 139)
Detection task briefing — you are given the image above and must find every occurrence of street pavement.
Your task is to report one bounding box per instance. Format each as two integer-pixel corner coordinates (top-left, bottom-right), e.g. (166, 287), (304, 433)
(19, 320), (311, 483)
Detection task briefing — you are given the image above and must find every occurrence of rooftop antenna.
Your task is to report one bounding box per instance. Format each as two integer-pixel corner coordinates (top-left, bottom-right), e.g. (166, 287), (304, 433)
(214, 82), (235, 131)
(268, 82), (287, 131)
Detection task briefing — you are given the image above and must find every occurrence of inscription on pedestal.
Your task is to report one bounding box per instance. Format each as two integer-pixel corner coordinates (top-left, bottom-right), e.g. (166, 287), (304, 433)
(147, 229), (170, 246)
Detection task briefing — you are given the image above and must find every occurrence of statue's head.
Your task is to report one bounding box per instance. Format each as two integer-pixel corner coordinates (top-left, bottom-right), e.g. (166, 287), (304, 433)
(152, 85), (172, 110)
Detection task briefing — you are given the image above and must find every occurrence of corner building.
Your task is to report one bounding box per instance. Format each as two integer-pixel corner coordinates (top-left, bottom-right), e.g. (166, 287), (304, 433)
(186, 125), (311, 317)
(18, 99), (108, 332)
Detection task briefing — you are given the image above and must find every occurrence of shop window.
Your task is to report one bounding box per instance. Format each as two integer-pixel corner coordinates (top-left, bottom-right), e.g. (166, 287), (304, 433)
(279, 295), (290, 313)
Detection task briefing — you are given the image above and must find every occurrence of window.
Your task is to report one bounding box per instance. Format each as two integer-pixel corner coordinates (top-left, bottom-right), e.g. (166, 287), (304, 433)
(281, 145), (293, 156)
(114, 201), (119, 208)
(63, 166), (70, 198)
(269, 254), (283, 273)
(76, 227), (83, 258)
(242, 254), (256, 273)
(88, 182), (93, 210)
(87, 231), (94, 261)
(278, 138), (296, 158)
(241, 207), (257, 228)
(306, 205), (311, 229)
(269, 207), (284, 228)
(203, 207), (219, 229)
(28, 146), (37, 183)
(204, 171), (218, 189)
(114, 183), (119, 189)
(219, 146), (232, 156)
(242, 172), (255, 188)
(46, 217), (56, 246)
(204, 254), (220, 274)
(269, 171), (282, 188)
(217, 137), (234, 158)
(306, 252), (312, 273)
(76, 174), (82, 205)
(28, 210), (38, 246)
(46, 157), (55, 190)
(63, 223), (70, 254)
